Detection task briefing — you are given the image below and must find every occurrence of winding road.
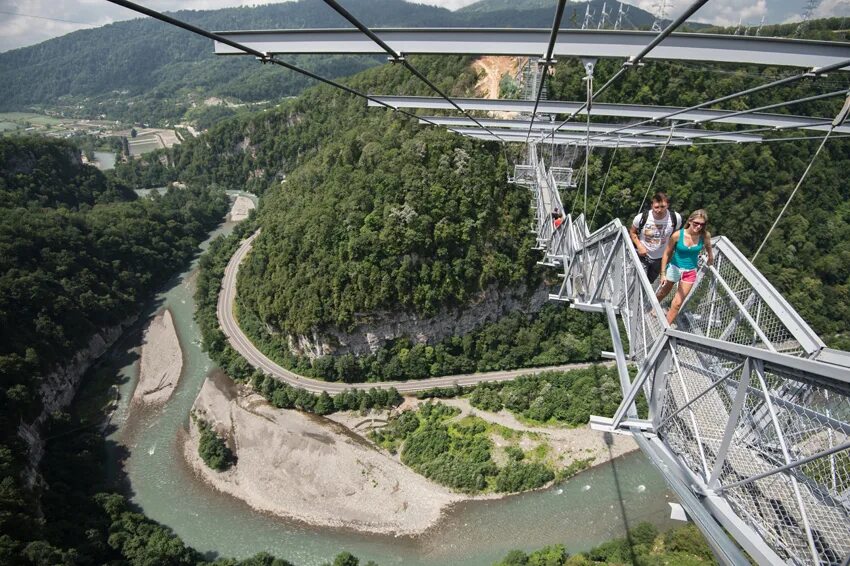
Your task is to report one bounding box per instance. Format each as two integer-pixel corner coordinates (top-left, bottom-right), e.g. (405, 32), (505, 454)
(217, 231), (608, 393)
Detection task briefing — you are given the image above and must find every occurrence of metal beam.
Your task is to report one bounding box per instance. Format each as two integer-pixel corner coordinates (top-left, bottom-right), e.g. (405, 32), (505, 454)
(421, 117), (764, 142)
(605, 302), (638, 419)
(666, 329), (850, 388)
(453, 127), (680, 144)
(213, 29), (850, 71)
(371, 96), (850, 135)
(458, 131), (677, 148)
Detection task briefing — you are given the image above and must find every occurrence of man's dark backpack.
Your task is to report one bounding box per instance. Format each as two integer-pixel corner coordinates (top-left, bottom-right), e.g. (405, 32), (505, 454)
(636, 209), (683, 233)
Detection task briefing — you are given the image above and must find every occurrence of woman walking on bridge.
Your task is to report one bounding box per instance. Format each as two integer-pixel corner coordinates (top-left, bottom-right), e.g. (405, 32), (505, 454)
(656, 209), (714, 325)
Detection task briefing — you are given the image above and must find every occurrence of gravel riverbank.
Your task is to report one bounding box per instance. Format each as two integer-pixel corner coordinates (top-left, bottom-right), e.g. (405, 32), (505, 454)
(132, 309), (183, 407)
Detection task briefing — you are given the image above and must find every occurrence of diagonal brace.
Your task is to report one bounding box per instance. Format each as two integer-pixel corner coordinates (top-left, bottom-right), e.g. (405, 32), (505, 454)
(611, 332), (670, 429)
(605, 302), (638, 419)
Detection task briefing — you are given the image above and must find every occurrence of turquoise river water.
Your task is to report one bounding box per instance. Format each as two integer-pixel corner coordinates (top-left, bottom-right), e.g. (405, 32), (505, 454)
(100, 190), (680, 566)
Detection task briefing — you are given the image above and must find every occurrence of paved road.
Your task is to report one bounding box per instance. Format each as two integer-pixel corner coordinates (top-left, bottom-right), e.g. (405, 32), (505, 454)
(217, 231), (607, 394)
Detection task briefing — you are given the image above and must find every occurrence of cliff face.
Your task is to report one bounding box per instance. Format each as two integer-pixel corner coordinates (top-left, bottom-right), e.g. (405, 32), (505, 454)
(285, 284), (550, 359)
(18, 317), (136, 487)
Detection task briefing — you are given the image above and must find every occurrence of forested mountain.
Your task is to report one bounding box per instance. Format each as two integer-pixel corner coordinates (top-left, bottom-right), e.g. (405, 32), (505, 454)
(0, 0), (658, 126)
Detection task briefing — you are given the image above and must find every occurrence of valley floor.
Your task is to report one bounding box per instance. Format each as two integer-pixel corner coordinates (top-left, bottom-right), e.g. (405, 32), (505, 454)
(182, 372), (638, 536)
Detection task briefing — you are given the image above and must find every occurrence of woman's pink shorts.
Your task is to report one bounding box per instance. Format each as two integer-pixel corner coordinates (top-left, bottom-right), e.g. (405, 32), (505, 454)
(666, 264), (697, 283)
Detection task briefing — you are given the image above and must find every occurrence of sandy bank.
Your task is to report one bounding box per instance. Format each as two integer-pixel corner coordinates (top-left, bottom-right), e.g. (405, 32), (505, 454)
(228, 195), (255, 222)
(132, 309), (183, 407)
(184, 373), (462, 536)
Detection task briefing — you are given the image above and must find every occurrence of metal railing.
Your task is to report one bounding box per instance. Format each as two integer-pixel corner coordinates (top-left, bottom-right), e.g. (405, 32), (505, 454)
(517, 144), (850, 566)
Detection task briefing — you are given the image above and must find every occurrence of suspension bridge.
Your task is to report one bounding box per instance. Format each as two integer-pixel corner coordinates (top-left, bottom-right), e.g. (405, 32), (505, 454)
(106, 0), (850, 562)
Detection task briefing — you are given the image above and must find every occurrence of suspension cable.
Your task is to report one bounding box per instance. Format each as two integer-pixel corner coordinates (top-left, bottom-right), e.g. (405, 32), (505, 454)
(637, 124), (676, 213)
(525, 0), (568, 144)
(104, 0), (443, 128)
(751, 129), (834, 262)
(589, 140), (620, 229)
(320, 0), (506, 143)
(752, 91), (850, 261)
(571, 159), (587, 213)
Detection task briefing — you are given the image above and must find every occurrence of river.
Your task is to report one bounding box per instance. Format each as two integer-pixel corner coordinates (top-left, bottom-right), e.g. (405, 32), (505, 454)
(102, 190), (679, 566)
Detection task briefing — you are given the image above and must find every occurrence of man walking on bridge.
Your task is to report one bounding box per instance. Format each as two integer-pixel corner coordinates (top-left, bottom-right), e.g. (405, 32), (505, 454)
(629, 192), (682, 284)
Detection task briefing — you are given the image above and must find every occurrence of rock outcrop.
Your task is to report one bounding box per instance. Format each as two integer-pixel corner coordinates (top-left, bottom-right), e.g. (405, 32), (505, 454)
(284, 284), (550, 359)
(18, 316), (136, 486)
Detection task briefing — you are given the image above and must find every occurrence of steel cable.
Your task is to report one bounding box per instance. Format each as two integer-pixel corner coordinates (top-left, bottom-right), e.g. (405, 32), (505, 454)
(589, 140), (619, 229)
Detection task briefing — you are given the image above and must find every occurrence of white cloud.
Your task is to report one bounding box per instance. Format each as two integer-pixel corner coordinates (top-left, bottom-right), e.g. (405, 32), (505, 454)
(815, 0), (850, 18)
(692, 0), (768, 27)
(630, 0), (768, 27)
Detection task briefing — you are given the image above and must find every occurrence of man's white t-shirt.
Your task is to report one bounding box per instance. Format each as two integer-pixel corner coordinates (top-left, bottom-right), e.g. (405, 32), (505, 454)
(632, 211), (675, 260)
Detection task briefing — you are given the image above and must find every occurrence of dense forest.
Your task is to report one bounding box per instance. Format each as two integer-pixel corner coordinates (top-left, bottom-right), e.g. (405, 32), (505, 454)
(0, 136), (233, 563)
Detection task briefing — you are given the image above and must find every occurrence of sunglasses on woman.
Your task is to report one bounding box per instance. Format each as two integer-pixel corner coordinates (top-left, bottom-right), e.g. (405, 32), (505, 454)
(692, 221), (706, 227)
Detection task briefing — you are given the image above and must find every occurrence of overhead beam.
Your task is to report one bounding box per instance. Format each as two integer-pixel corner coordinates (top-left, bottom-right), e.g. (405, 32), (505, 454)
(458, 131), (684, 147)
(371, 96), (850, 135)
(451, 127), (687, 143)
(214, 28), (850, 71)
(421, 117), (763, 142)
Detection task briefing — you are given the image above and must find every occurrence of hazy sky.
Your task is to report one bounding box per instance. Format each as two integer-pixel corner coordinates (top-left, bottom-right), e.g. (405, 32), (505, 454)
(1, 0), (849, 53)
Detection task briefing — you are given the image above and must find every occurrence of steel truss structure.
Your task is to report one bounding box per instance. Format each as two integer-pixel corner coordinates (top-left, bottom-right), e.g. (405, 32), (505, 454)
(213, 28), (850, 71)
(371, 96), (850, 138)
(518, 143), (850, 565)
(419, 117), (765, 143)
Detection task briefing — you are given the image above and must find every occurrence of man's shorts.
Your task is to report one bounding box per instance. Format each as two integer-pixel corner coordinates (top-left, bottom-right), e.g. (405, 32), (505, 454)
(666, 264), (698, 284)
(640, 256), (663, 283)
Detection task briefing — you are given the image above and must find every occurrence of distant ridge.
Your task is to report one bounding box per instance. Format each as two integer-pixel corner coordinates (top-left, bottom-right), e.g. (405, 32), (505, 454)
(457, 0), (557, 13)
(456, 0), (659, 29)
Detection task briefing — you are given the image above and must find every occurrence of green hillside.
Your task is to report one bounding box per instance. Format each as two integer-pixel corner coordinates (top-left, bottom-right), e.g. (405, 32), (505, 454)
(0, 0), (458, 124)
(0, 0), (661, 127)
(458, 0), (558, 13)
